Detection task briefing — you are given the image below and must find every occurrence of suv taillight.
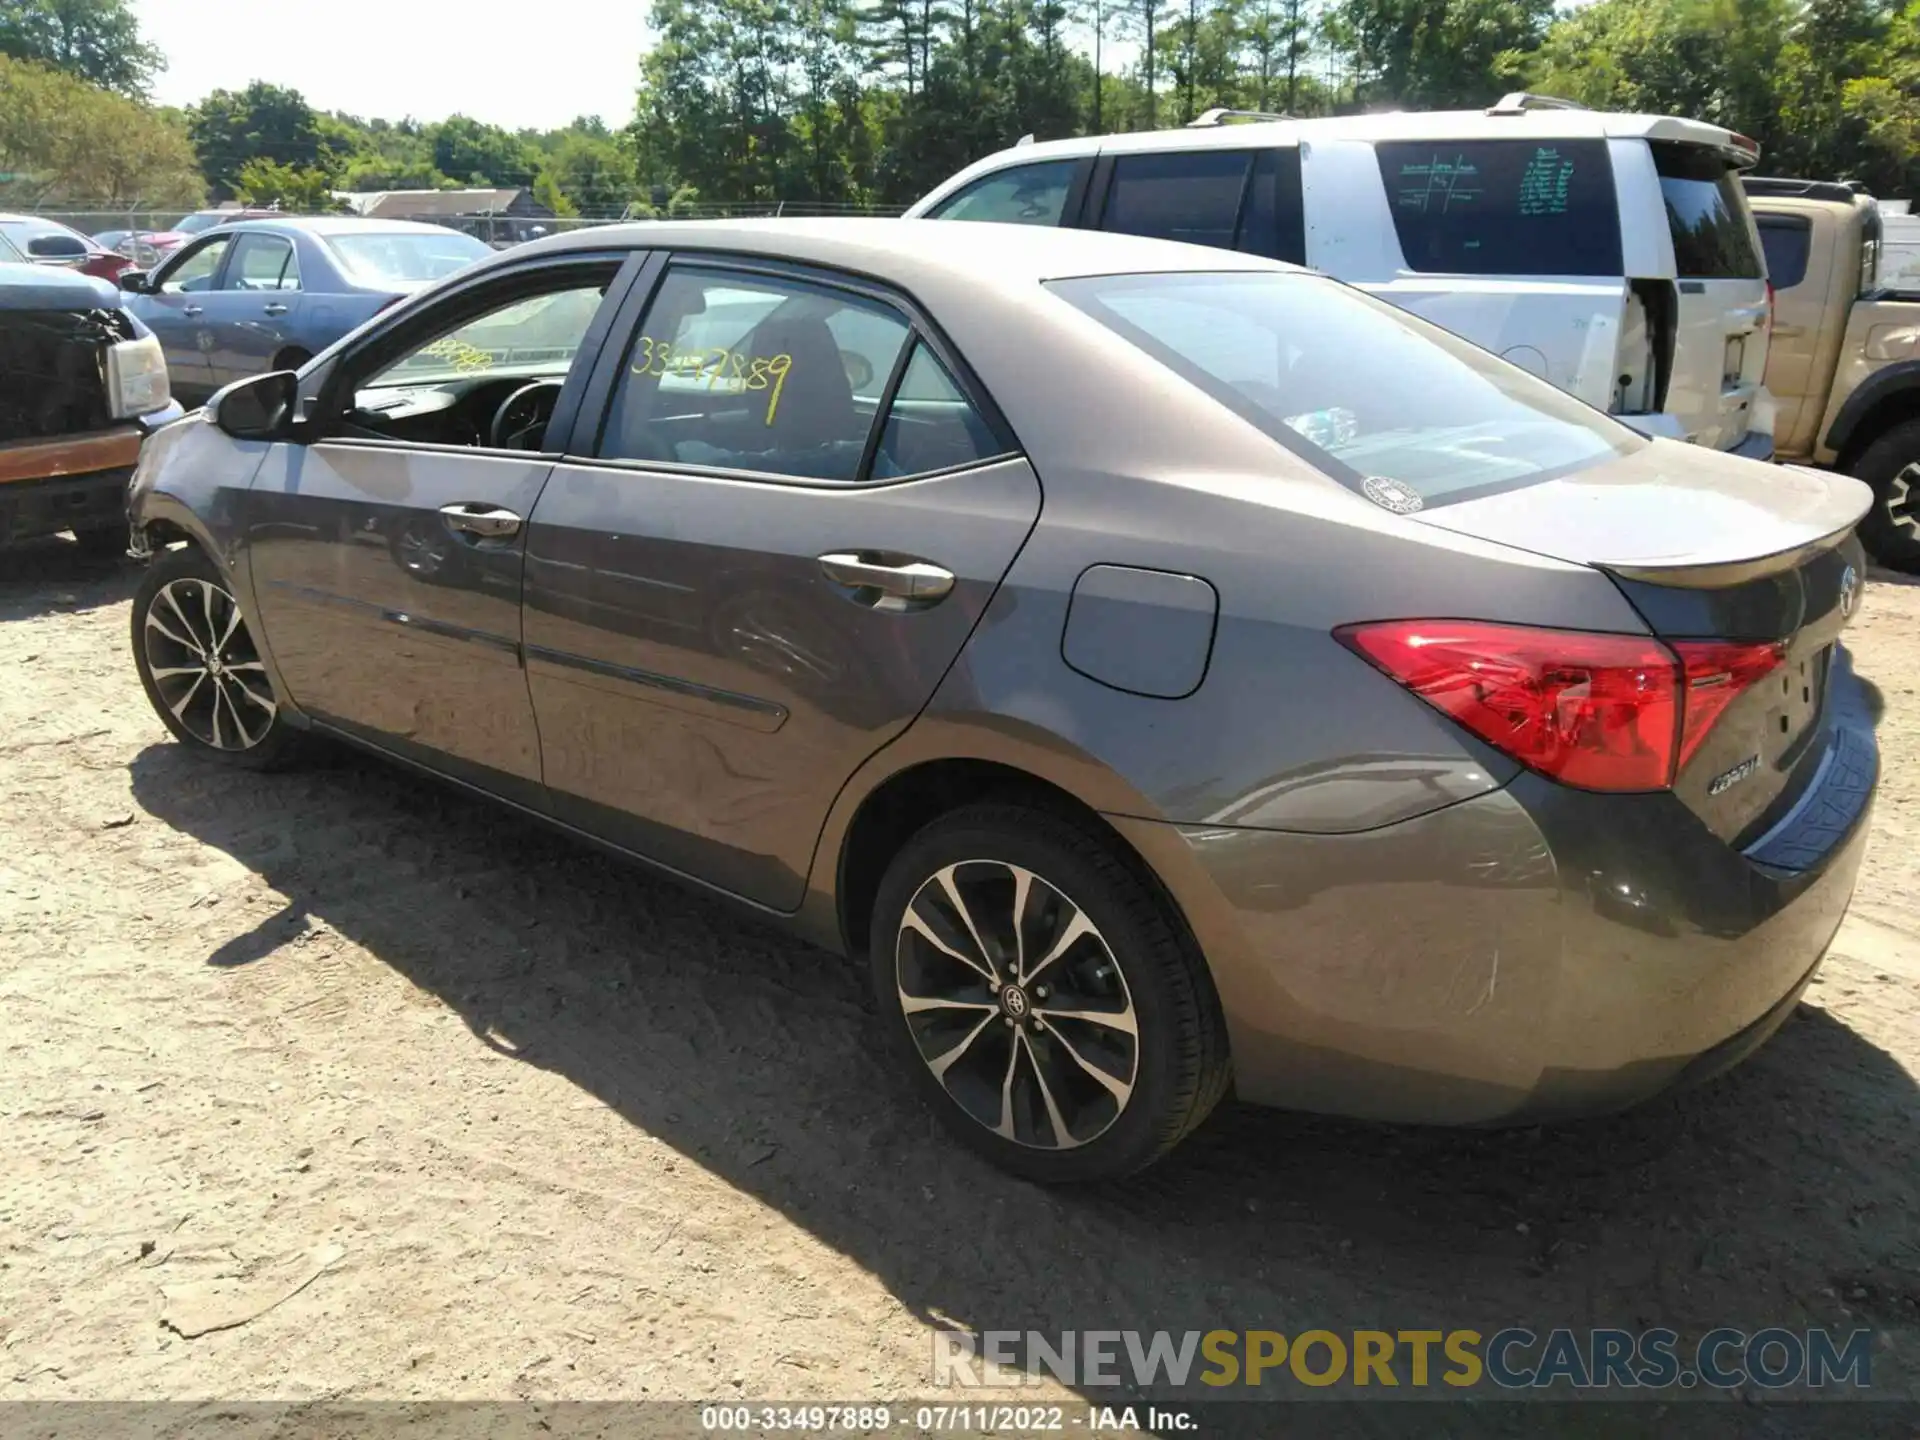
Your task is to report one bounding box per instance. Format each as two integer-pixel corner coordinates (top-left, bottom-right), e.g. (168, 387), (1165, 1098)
(1336, 621), (1785, 793)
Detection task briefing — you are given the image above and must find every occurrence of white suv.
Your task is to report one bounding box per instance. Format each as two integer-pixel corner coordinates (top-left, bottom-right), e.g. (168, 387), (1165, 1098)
(907, 95), (1776, 458)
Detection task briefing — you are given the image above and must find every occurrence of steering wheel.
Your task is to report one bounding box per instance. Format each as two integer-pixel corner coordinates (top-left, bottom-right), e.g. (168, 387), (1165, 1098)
(489, 380), (566, 450)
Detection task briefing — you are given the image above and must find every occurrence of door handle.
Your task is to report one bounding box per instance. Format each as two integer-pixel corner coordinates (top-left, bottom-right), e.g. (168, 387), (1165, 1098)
(819, 552), (955, 605)
(182, 304), (203, 316)
(262, 303), (289, 317)
(439, 502), (522, 538)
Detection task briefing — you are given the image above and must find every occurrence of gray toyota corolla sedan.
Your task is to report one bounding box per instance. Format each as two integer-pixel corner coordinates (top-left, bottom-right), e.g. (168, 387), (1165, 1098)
(125, 219), (1878, 1182)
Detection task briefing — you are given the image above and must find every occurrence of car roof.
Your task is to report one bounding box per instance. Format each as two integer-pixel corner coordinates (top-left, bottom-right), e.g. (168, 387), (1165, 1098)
(216, 216), (478, 239)
(502, 216), (1298, 291)
(911, 106), (1756, 210)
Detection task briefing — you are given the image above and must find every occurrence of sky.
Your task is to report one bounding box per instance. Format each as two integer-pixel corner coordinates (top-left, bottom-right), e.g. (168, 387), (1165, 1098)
(134, 0), (651, 131)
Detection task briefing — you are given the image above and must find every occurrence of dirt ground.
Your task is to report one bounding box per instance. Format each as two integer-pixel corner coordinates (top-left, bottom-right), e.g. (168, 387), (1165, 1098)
(3, 538), (1918, 1427)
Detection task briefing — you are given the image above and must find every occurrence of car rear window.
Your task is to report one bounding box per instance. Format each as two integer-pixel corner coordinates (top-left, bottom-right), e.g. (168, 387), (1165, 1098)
(1654, 143), (1763, 279)
(1049, 270), (1639, 506)
(329, 231), (491, 284)
(1374, 139), (1622, 276)
(1757, 215), (1812, 289)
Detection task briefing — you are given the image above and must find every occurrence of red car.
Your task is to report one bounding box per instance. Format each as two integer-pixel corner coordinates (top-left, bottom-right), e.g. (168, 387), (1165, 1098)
(0, 214), (132, 282)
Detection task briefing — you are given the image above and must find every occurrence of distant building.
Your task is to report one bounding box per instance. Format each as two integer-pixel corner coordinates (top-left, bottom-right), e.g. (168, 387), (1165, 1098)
(328, 188), (555, 246)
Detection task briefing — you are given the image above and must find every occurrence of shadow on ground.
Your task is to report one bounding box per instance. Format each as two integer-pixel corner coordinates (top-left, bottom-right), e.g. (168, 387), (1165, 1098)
(126, 738), (1920, 1430)
(0, 536), (138, 619)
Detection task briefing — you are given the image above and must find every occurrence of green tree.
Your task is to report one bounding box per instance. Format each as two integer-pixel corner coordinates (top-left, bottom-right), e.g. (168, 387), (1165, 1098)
(1326, 0), (1552, 108)
(0, 0), (161, 96)
(0, 54), (204, 203)
(232, 158), (340, 212)
(187, 82), (324, 199)
(431, 115), (539, 186)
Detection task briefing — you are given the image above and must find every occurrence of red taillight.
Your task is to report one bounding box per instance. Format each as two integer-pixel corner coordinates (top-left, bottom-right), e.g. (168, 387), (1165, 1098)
(1339, 621), (1791, 792)
(1338, 621), (1679, 791)
(1673, 639), (1786, 770)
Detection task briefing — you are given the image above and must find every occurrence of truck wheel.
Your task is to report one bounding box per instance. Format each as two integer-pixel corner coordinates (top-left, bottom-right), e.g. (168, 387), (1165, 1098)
(1851, 419), (1920, 572)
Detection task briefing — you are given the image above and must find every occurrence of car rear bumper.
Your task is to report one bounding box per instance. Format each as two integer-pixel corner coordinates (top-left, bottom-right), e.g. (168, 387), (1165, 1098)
(1109, 658), (1876, 1125)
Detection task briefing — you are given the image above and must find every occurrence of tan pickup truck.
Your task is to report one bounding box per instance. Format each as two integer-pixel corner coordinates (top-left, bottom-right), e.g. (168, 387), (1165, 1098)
(1746, 175), (1920, 570)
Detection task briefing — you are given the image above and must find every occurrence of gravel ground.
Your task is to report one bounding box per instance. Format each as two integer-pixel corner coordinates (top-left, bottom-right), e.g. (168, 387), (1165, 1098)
(2, 538), (1917, 1431)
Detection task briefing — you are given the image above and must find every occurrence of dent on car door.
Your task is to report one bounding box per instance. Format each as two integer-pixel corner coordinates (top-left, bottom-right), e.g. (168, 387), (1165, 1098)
(522, 260), (1040, 909)
(241, 256), (636, 806)
(136, 233), (233, 403)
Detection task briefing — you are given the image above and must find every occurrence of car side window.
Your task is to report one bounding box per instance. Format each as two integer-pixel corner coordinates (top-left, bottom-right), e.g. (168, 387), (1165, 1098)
(1101, 150), (1256, 251)
(224, 234), (299, 292)
(160, 236), (233, 293)
(1757, 216), (1812, 291)
(926, 161), (1077, 226)
(871, 342), (1003, 478)
(598, 267), (911, 482)
(366, 283), (610, 390)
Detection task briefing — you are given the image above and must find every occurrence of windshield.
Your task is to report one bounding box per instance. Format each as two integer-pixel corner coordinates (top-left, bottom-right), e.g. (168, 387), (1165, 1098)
(0, 228), (23, 263)
(328, 231), (491, 285)
(1050, 270), (1641, 505)
(173, 213), (223, 236)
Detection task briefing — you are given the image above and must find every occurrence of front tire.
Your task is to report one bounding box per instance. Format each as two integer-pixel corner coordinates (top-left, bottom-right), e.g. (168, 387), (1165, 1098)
(870, 802), (1231, 1182)
(1850, 419), (1920, 572)
(131, 547), (305, 770)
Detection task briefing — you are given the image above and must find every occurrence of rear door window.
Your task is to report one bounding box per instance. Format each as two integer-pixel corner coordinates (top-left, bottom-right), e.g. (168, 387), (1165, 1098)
(599, 266), (911, 482)
(1757, 216), (1812, 290)
(1231, 147), (1306, 264)
(1373, 139), (1622, 276)
(1653, 143), (1763, 279)
(925, 161), (1078, 226)
(1100, 150), (1255, 251)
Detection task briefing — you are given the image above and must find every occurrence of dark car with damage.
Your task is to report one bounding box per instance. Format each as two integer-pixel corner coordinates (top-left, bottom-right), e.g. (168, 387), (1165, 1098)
(0, 228), (182, 554)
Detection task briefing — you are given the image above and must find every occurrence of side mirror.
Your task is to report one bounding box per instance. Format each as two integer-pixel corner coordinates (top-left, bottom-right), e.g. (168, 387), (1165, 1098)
(206, 370), (299, 441)
(28, 234), (88, 260)
(118, 269), (150, 294)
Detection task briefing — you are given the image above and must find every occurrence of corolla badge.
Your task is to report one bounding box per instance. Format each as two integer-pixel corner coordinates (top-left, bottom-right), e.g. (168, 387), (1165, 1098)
(1839, 563), (1860, 620)
(1362, 475), (1424, 515)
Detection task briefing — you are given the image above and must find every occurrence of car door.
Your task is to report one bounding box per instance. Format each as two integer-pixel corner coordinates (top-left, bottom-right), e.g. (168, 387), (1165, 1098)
(134, 232), (235, 404)
(201, 230), (307, 390)
(1650, 142), (1773, 451)
(1755, 208), (1839, 457)
(241, 251), (642, 809)
(522, 257), (1042, 910)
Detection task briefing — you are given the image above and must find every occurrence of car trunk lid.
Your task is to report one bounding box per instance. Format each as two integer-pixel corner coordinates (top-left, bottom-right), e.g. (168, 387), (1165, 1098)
(1411, 442), (1871, 845)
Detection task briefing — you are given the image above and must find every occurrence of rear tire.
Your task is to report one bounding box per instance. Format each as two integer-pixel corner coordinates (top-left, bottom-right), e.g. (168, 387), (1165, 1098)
(869, 802), (1231, 1183)
(1849, 419), (1920, 572)
(131, 547), (306, 770)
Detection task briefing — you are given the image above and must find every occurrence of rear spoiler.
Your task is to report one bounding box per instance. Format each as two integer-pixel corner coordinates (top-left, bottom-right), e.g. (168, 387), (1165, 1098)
(1603, 515), (1863, 589)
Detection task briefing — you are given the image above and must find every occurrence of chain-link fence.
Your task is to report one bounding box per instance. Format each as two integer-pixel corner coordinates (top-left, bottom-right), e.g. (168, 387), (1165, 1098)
(17, 199), (907, 259)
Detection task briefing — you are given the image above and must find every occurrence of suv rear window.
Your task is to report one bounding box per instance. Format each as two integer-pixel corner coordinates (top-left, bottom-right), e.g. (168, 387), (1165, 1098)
(1757, 215), (1811, 289)
(1374, 139), (1622, 276)
(1654, 143), (1762, 279)
(1050, 270), (1638, 506)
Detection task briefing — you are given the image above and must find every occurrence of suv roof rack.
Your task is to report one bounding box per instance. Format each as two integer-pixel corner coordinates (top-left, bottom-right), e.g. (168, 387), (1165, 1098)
(1186, 107), (1294, 128)
(1741, 175), (1872, 204)
(1486, 92), (1590, 116)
